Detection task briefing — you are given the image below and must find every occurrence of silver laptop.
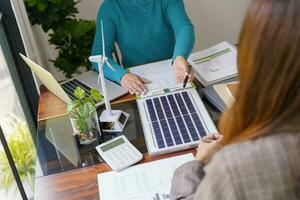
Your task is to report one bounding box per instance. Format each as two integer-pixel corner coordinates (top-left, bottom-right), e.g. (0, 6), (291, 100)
(20, 54), (128, 106)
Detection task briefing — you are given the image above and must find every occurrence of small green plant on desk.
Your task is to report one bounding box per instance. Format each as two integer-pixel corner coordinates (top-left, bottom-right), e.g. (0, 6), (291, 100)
(67, 87), (102, 145)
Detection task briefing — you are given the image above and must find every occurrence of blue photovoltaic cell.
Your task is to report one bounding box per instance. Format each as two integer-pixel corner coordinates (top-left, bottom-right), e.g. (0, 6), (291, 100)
(160, 96), (173, 119)
(191, 113), (207, 138)
(160, 120), (174, 147)
(167, 118), (183, 145)
(174, 93), (189, 115)
(183, 115), (199, 141)
(167, 95), (181, 116)
(146, 99), (157, 122)
(153, 98), (165, 120)
(182, 92), (197, 113)
(175, 116), (191, 143)
(151, 121), (165, 148)
(145, 91), (206, 149)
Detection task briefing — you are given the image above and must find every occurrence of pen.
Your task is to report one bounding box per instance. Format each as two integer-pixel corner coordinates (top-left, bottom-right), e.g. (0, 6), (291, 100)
(183, 64), (192, 88)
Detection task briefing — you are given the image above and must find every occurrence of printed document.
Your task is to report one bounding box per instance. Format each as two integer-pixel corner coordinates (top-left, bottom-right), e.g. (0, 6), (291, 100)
(129, 59), (177, 91)
(188, 41), (238, 86)
(98, 153), (194, 200)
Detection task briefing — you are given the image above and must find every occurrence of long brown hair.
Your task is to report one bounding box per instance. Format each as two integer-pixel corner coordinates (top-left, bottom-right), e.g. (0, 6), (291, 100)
(219, 0), (300, 145)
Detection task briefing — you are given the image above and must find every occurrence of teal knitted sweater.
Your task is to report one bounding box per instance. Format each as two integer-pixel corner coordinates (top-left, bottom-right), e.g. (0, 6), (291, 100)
(91, 0), (195, 83)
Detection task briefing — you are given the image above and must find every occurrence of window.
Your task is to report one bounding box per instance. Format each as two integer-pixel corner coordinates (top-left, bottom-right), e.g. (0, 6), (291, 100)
(0, 1), (39, 199)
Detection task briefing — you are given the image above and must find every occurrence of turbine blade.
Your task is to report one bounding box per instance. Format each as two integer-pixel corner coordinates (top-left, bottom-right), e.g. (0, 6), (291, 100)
(98, 62), (104, 84)
(105, 61), (116, 71)
(101, 20), (106, 58)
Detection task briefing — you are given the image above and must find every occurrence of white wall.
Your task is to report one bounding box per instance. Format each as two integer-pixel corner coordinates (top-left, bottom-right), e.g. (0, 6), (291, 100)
(186, 0), (251, 50)
(33, 0), (251, 80)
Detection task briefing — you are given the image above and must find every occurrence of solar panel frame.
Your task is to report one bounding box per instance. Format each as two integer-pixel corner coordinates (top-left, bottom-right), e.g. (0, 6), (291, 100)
(145, 91), (208, 149)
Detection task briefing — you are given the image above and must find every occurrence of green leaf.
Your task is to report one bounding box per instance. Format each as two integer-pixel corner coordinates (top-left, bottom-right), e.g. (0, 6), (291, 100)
(67, 99), (80, 114)
(49, 0), (61, 4)
(37, 1), (47, 12)
(26, 0), (38, 7)
(83, 97), (95, 107)
(64, 19), (96, 38)
(90, 88), (102, 102)
(74, 87), (85, 100)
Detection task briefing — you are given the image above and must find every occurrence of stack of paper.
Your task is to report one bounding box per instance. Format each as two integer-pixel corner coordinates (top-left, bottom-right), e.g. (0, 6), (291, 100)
(98, 154), (194, 200)
(188, 41), (238, 87)
(129, 59), (177, 91)
(129, 59), (193, 98)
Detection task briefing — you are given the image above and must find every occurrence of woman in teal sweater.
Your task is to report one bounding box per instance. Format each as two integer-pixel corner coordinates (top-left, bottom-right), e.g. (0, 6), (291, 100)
(91, 0), (195, 95)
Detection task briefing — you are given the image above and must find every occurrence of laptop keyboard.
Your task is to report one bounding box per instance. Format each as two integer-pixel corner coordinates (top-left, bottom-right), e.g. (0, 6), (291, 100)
(61, 79), (100, 103)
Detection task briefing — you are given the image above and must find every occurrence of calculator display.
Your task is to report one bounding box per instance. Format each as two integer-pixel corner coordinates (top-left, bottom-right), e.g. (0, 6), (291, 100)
(100, 138), (125, 152)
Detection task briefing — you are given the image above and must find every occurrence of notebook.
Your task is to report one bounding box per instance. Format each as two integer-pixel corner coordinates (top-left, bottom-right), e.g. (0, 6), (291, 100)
(188, 41), (238, 87)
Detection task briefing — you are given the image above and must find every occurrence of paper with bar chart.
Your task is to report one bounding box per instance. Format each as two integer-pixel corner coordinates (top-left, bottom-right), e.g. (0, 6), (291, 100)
(98, 154), (194, 200)
(188, 41), (238, 86)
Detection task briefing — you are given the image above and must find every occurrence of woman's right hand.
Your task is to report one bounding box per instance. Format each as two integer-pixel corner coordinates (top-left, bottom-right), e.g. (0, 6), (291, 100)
(195, 134), (223, 164)
(120, 73), (150, 95)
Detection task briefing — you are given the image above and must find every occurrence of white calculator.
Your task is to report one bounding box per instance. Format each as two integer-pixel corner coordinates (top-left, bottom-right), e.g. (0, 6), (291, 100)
(95, 135), (143, 171)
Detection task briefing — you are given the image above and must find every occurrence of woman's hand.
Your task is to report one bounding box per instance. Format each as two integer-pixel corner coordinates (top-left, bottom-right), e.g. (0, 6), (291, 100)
(173, 56), (194, 83)
(120, 73), (150, 95)
(195, 134), (223, 164)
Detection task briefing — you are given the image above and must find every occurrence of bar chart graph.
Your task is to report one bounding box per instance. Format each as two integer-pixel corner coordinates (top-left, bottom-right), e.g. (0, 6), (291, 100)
(153, 193), (170, 200)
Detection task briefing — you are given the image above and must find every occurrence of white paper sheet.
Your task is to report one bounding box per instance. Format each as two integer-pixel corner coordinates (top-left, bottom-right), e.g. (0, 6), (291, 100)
(189, 41), (237, 86)
(98, 153), (194, 200)
(129, 59), (177, 91)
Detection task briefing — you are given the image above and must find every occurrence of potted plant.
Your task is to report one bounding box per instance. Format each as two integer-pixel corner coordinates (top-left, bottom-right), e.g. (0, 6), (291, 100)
(67, 87), (102, 145)
(24, 0), (96, 78)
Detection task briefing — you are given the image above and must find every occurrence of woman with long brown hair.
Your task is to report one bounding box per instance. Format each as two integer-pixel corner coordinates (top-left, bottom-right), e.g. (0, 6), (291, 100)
(170, 0), (300, 199)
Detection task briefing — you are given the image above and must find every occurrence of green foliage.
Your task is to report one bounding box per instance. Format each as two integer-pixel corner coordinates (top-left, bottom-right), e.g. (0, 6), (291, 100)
(0, 119), (36, 194)
(67, 87), (102, 133)
(49, 19), (96, 77)
(24, 0), (96, 78)
(90, 88), (102, 102)
(25, 0), (78, 32)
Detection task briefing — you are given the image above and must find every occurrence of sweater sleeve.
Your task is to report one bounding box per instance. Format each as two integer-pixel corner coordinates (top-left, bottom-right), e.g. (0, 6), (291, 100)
(165, 0), (195, 60)
(170, 154), (239, 200)
(91, 3), (127, 83)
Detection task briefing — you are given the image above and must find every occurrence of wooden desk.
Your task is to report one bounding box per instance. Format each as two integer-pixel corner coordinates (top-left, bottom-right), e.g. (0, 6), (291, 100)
(35, 149), (195, 200)
(35, 88), (196, 200)
(38, 86), (136, 121)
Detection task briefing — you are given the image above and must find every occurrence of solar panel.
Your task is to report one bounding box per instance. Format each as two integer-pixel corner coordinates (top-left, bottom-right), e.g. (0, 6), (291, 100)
(146, 91), (206, 149)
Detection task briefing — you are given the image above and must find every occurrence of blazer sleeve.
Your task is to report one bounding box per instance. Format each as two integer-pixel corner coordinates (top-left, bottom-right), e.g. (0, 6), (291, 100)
(170, 154), (239, 200)
(91, 3), (127, 83)
(165, 0), (195, 60)
(170, 160), (205, 200)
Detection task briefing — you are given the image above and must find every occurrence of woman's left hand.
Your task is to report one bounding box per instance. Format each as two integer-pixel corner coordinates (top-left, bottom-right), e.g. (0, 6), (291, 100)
(195, 134), (223, 164)
(172, 56), (194, 83)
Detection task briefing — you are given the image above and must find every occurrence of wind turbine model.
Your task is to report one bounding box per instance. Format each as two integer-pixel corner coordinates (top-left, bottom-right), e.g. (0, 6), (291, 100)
(89, 21), (129, 132)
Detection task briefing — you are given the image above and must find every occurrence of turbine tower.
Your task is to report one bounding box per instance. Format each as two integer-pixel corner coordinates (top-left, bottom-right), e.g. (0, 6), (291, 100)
(89, 21), (129, 132)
